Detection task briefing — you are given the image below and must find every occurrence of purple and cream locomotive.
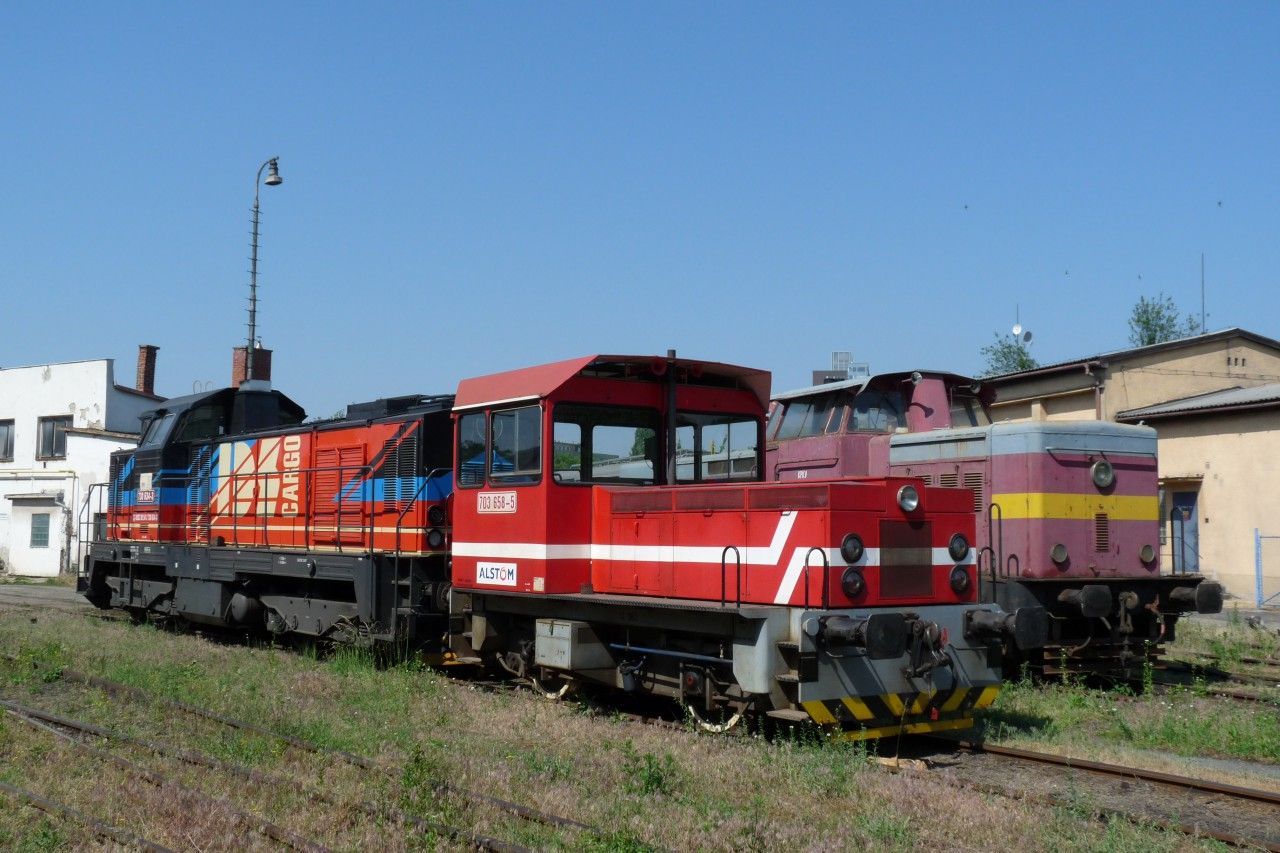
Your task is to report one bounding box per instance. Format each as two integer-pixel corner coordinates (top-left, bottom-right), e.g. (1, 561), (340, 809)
(766, 370), (1223, 679)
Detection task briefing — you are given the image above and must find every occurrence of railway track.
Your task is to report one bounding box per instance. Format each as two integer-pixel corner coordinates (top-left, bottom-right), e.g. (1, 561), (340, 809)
(3, 703), (332, 852)
(0, 778), (175, 852)
(927, 737), (1280, 851)
(0, 652), (604, 850)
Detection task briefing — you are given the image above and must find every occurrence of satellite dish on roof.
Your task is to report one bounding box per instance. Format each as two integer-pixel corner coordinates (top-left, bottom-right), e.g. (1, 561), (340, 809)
(1012, 324), (1032, 344)
(1022, 330), (1033, 343)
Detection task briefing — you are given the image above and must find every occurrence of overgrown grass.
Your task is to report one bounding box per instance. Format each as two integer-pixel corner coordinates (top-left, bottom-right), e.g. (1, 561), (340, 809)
(0, 609), (1243, 851)
(1175, 612), (1280, 665)
(982, 676), (1280, 765)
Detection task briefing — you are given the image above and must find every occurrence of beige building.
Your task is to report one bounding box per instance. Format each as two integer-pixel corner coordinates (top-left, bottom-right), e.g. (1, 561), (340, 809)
(986, 329), (1280, 605)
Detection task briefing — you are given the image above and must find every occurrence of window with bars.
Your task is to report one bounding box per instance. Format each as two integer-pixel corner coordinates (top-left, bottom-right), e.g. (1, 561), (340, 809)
(30, 513), (50, 548)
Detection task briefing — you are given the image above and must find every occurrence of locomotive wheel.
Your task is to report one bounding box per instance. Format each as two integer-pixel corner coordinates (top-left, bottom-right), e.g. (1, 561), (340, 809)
(684, 701), (745, 734)
(529, 669), (574, 700)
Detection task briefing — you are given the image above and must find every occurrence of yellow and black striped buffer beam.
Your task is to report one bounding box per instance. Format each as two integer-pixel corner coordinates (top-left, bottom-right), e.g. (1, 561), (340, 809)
(800, 685), (1000, 740)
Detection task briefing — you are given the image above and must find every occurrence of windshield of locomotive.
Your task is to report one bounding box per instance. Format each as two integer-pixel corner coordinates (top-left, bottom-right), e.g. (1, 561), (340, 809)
(675, 412), (759, 483)
(138, 412), (178, 449)
(848, 390), (905, 433)
(950, 392), (992, 427)
(552, 404), (661, 484)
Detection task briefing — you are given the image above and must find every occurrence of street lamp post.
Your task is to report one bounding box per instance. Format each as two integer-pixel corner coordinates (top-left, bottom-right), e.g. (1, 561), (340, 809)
(246, 156), (283, 384)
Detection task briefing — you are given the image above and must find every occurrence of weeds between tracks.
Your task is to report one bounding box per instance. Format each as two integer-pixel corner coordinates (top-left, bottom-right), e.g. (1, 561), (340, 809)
(0, 606), (1247, 851)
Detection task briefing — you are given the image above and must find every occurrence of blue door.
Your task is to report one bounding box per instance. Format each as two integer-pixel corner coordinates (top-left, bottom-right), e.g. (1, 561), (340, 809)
(1170, 491), (1199, 574)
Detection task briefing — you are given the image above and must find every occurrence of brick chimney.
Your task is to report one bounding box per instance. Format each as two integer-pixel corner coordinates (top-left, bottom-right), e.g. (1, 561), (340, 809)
(232, 345), (273, 386)
(135, 345), (159, 395)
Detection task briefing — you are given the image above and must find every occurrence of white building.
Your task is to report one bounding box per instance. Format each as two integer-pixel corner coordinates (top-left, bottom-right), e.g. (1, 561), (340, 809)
(0, 346), (163, 577)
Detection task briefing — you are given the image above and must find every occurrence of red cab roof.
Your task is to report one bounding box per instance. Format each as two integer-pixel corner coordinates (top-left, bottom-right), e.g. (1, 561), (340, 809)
(454, 355), (771, 410)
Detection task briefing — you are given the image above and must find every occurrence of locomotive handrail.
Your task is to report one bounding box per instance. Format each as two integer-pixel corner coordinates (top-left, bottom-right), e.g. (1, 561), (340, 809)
(175, 461), (377, 551)
(77, 482), (109, 579)
(392, 468), (451, 554)
(976, 544), (996, 597)
(720, 545), (742, 607)
(986, 501), (1006, 580)
(803, 546), (829, 610)
(1043, 446), (1156, 459)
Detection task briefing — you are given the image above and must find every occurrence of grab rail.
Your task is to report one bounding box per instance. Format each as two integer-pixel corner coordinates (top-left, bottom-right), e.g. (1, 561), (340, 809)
(720, 545), (742, 607)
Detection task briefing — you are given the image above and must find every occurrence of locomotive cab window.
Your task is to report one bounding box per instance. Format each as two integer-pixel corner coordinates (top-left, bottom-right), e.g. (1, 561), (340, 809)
(490, 405), (542, 484)
(552, 404), (660, 484)
(177, 404), (228, 442)
(848, 390), (904, 433)
(765, 403), (783, 439)
(675, 413), (760, 483)
(138, 412), (178, 449)
(949, 394), (991, 428)
(457, 411), (487, 488)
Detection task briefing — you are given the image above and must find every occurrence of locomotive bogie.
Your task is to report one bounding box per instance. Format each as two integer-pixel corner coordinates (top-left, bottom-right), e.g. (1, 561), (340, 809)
(83, 540), (450, 645)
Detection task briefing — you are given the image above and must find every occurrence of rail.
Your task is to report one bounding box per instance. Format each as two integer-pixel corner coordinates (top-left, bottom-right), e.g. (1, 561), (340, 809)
(391, 467), (452, 645)
(720, 545), (742, 607)
(802, 546), (829, 610)
(76, 482), (110, 580)
(984, 501), (1006, 580)
(99, 459), (451, 557)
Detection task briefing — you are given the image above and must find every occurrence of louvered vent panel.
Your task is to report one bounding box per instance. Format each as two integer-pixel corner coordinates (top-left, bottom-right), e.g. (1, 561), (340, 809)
(1094, 512), (1111, 552)
(109, 456), (125, 511)
(384, 429), (419, 512)
(187, 445), (212, 543)
(338, 447), (367, 544)
(918, 474), (934, 486)
(963, 472), (985, 513)
(939, 473), (959, 489)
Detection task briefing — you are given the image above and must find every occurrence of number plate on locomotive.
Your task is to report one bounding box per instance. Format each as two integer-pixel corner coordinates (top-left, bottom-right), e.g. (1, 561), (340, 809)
(477, 491), (518, 513)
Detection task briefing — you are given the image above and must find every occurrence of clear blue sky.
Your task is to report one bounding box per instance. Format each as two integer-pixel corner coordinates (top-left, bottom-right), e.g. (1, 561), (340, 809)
(3, 4), (1277, 417)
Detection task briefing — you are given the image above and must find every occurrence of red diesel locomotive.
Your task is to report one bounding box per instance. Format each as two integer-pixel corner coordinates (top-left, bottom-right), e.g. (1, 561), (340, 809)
(82, 355), (1044, 738)
(766, 370), (1223, 679)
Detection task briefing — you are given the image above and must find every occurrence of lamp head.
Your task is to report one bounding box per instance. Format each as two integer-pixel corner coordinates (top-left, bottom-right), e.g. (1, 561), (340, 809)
(264, 159), (282, 186)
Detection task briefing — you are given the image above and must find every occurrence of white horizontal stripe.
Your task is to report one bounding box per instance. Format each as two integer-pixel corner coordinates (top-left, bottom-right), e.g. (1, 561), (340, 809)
(453, 541), (973, 568)
(451, 394), (540, 412)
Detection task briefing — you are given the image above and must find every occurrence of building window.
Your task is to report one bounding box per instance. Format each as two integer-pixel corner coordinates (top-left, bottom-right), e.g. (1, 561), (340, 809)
(0, 419), (12, 461)
(30, 513), (50, 548)
(36, 416), (72, 460)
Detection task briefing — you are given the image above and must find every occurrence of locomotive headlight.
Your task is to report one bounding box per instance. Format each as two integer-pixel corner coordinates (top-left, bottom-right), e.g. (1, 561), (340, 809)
(948, 533), (970, 562)
(841, 566), (866, 598)
(1140, 544), (1156, 564)
(1050, 543), (1069, 565)
(1091, 459), (1115, 490)
(896, 485), (920, 512)
(427, 505), (447, 526)
(949, 565), (971, 594)
(840, 533), (865, 565)
(426, 528), (446, 550)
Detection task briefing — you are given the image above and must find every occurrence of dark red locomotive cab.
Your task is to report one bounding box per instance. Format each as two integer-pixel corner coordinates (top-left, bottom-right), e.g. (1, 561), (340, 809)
(767, 369), (1223, 678)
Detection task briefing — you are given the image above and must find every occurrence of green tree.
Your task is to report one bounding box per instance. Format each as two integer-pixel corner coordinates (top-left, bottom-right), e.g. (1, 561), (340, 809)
(1128, 292), (1202, 346)
(978, 333), (1039, 377)
(630, 428), (655, 457)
